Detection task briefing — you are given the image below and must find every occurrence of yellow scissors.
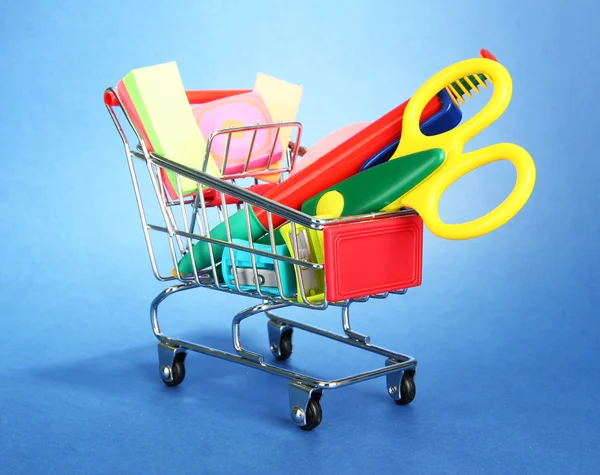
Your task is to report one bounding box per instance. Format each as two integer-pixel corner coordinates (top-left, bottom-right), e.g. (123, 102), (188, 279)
(382, 57), (537, 240)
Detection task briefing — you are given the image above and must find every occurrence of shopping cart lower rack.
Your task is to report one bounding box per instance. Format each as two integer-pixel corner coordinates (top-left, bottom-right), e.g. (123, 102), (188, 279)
(105, 87), (424, 431)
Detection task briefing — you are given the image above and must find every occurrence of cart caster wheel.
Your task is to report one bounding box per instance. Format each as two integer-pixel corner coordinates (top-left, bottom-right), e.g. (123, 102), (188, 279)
(274, 329), (293, 361)
(161, 354), (186, 387)
(158, 343), (187, 387)
(395, 372), (416, 406)
(298, 397), (322, 431)
(289, 381), (323, 431)
(385, 360), (416, 405)
(268, 321), (293, 361)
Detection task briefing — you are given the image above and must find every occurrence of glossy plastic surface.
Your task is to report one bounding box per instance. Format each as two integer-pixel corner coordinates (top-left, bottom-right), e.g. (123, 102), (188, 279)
(301, 149), (445, 217)
(104, 88), (252, 107)
(323, 215), (423, 302)
(176, 209), (266, 276)
(221, 239), (295, 297)
(384, 58), (537, 240)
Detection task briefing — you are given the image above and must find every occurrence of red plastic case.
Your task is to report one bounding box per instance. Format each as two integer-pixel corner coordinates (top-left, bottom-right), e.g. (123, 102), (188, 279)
(323, 215), (423, 302)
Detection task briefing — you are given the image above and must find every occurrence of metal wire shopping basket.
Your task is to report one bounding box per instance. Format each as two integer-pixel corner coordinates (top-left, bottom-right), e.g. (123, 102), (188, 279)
(104, 87), (423, 431)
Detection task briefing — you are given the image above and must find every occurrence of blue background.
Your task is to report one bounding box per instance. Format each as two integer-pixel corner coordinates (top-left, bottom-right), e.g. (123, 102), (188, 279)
(1, 0), (598, 473)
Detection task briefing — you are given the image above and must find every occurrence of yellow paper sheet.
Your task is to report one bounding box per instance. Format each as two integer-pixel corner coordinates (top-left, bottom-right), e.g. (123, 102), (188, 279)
(123, 61), (221, 196)
(253, 73), (303, 183)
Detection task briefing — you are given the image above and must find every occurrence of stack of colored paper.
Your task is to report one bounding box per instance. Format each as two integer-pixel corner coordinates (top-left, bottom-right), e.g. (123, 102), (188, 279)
(116, 61), (303, 198)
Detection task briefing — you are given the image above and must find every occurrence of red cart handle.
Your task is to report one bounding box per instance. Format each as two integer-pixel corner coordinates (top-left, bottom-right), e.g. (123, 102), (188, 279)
(104, 88), (251, 107)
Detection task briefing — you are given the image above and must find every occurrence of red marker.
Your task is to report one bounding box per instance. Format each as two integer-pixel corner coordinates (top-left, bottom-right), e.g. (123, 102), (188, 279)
(254, 94), (442, 228)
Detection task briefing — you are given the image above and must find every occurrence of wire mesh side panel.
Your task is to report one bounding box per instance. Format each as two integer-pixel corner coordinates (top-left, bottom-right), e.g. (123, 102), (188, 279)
(105, 87), (415, 310)
(105, 93), (329, 309)
(152, 123), (333, 310)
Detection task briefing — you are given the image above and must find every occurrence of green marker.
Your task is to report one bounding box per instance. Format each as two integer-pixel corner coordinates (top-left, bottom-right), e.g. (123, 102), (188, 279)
(301, 148), (446, 217)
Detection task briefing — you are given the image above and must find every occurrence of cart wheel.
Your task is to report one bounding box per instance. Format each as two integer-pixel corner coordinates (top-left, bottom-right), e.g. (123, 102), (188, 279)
(276, 329), (293, 361)
(162, 353), (186, 387)
(395, 372), (416, 406)
(269, 325), (293, 361)
(299, 397), (322, 431)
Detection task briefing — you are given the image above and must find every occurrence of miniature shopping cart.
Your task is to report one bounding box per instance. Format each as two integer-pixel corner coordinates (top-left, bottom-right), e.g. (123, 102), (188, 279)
(104, 87), (424, 431)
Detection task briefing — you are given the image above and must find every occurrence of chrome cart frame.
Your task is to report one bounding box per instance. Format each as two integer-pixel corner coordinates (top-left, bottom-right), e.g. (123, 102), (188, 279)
(104, 87), (418, 431)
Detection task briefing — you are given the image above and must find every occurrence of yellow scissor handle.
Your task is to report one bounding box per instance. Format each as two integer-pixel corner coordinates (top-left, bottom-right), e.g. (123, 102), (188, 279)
(392, 57), (513, 159)
(382, 57), (536, 240)
(397, 143), (536, 239)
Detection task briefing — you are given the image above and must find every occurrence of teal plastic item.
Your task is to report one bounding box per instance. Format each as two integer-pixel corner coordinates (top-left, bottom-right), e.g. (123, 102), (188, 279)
(221, 238), (296, 297)
(256, 227), (286, 246)
(176, 208), (267, 275)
